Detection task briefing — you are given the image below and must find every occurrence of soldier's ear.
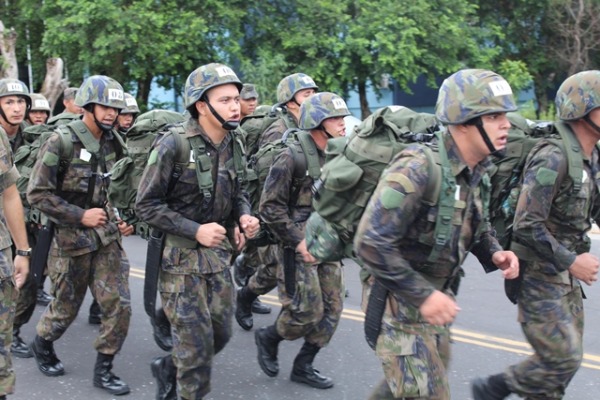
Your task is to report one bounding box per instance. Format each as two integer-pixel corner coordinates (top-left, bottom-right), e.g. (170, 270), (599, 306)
(195, 101), (206, 117)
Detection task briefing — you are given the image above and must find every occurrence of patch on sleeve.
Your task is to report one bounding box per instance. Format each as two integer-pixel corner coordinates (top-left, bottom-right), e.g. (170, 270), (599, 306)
(535, 167), (558, 186)
(381, 187), (406, 209)
(147, 149), (159, 165)
(42, 151), (58, 167)
(384, 173), (415, 193)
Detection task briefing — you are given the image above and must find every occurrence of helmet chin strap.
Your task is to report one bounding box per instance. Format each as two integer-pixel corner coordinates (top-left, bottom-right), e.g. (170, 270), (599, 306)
(473, 117), (503, 158)
(316, 124), (334, 139)
(584, 114), (600, 135)
(204, 100), (239, 131)
(0, 107), (21, 127)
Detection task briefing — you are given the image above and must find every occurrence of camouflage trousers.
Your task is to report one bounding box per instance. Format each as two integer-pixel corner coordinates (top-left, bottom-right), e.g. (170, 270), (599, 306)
(160, 267), (234, 400)
(247, 244), (281, 295)
(0, 248), (16, 396)
(505, 269), (584, 400)
(14, 223), (38, 329)
(362, 279), (451, 400)
(275, 253), (344, 346)
(37, 240), (131, 354)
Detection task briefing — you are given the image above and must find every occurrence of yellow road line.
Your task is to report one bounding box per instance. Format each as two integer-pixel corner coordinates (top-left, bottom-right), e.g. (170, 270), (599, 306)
(128, 269), (600, 369)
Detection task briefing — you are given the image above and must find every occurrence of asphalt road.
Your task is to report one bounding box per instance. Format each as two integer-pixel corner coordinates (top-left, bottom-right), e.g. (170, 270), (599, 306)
(10, 235), (600, 399)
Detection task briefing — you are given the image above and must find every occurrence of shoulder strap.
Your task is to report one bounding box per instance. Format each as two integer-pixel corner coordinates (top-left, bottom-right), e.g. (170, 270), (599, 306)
(554, 121), (583, 193)
(231, 131), (247, 185)
(295, 130), (321, 180)
(167, 126), (190, 193)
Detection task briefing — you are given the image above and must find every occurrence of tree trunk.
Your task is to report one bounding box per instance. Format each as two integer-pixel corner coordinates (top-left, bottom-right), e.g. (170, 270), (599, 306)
(0, 20), (19, 79)
(358, 80), (371, 120)
(41, 58), (67, 111)
(137, 75), (153, 111)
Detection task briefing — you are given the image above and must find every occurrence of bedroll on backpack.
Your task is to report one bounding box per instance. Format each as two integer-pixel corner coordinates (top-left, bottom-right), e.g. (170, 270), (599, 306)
(305, 105), (443, 262)
(488, 112), (584, 249)
(108, 109), (185, 230)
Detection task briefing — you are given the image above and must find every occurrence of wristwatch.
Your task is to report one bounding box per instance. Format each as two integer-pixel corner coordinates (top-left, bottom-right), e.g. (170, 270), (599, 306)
(16, 248), (32, 257)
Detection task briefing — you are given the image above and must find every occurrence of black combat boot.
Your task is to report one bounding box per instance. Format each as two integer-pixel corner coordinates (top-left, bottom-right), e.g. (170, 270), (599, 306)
(233, 253), (251, 287)
(251, 298), (272, 314)
(152, 308), (173, 352)
(89, 299), (101, 325)
(236, 287), (258, 331)
(30, 335), (64, 376)
(150, 355), (177, 400)
(290, 341), (333, 389)
(93, 353), (130, 395)
(36, 288), (53, 306)
(11, 326), (33, 358)
(471, 374), (511, 400)
(255, 325), (283, 377)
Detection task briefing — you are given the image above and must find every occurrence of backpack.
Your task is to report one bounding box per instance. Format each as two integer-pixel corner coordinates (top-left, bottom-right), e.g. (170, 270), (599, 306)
(305, 105), (462, 262)
(107, 110), (185, 235)
(240, 105), (295, 156)
(488, 113), (586, 249)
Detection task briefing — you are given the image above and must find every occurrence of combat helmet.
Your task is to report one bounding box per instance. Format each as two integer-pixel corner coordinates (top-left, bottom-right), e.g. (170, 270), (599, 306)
(184, 63), (243, 110)
(0, 79), (31, 108)
(29, 93), (51, 113)
(435, 69), (517, 125)
(555, 70), (600, 121)
(121, 93), (140, 114)
(299, 92), (350, 130)
(74, 75), (126, 110)
(277, 73), (318, 105)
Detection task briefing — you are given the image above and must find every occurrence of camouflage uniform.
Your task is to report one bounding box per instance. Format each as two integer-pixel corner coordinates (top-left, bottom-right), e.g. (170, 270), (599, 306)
(0, 127), (20, 396)
(355, 69), (518, 400)
(136, 63), (251, 400)
(500, 72), (600, 399)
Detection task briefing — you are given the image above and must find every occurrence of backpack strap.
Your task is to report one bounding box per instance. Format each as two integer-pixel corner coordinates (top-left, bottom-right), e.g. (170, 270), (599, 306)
(295, 131), (321, 180)
(554, 121), (583, 193)
(167, 126), (190, 193)
(427, 132), (456, 263)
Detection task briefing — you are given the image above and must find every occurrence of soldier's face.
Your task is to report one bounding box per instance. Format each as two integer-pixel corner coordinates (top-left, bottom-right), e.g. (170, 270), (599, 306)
(240, 97), (257, 116)
(64, 99), (84, 114)
(294, 89), (316, 105)
(28, 110), (49, 125)
(479, 112), (511, 153)
(199, 84), (241, 131)
(588, 108), (600, 134)
(117, 113), (135, 130)
(322, 116), (346, 137)
(0, 95), (27, 125)
(93, 104), (119, 126)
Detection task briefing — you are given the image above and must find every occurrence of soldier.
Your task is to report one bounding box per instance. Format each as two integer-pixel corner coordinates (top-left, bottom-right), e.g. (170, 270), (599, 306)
(240, 83), (259, 119)
(26, 93), (51, 126)
(255, 92), (349, 389)
(135, 63), (260, 400)
(0, 124), (30, 400)
(472, 71), (600, 399)
(27, 75), (133, 396)
(47, 87), (83, 126)
(354, 69), (520, 399)
(115, 93), (140, 135)
(235, 73), (318, 331)
(0, 79), (30, 152)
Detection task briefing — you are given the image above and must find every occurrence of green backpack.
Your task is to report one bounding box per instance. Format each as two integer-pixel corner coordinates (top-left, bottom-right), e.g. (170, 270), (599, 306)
(305, 105), (462, 262)
(107, 110), (185, 236)
(488, 113), (586, 249)
(240, 105), (295, 157)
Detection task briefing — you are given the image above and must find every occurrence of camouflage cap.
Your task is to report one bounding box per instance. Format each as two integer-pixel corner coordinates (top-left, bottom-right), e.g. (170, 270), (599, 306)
(75, 75), (126, 109)
(240, 84), (258, 100)
(29, 93), (51, 112)
(121, 93), (140, 114)
(184, 63), (243, 110)
(304, 212), (345, 262)
(276, 73), (318, 105)
(0, 79), (31, 108)
(299, 92), (350, 130)
(555, 70), (600, 121)
(435, 69), (517, 125)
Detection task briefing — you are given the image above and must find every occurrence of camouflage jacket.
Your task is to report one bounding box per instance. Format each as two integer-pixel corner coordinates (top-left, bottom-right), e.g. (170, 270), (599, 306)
(6, 123), (26, 153)
(354, 132), (502, 308)
(135, 117), (251, 244)
(259, 134), (323, 248)
(0, 127), (19, 253)
(256, 112), (298, 149)
(513, 125), (600, 277)
(26, 122), (123, 257)
(47, 112), (82, 126)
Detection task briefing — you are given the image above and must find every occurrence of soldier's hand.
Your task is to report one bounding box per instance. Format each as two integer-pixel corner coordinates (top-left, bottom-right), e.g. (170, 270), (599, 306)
(118, 221), (134, 237)
(569, 253), (599, 286)
(234, 226), (246, 251)
(196, 223), (227, 248)
(81, 208), (108, 227)
(14, 255), (29, 290)
(492, 250), (520, 280)
(239, 215), (260, 239)
(419, 290), (460, 326)
(296, 239), (317, 264)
